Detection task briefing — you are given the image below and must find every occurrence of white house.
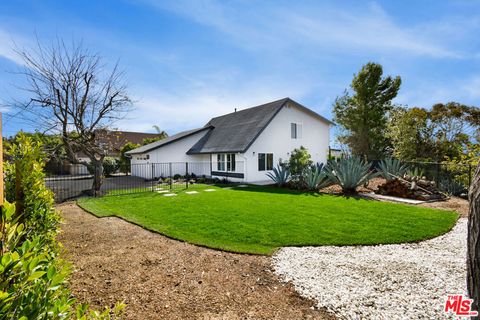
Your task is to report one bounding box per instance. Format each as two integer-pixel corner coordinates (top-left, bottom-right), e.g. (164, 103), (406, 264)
(126, 98), (333, 183)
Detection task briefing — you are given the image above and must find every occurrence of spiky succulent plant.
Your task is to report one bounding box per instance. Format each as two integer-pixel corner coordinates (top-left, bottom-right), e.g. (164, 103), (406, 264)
(304, 163), (331, 191)
(324, 157), (378, 194)
(378, 158), (409, 180)
(266, 163), (290, 187)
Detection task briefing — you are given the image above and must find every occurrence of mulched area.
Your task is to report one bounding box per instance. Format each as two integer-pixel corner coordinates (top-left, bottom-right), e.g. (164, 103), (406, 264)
(57, 203), (336, 320)
(319, 177), (469, 218)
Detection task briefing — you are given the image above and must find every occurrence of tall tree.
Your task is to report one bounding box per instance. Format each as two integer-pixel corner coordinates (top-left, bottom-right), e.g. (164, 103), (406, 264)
(467, 161), (480, 318)
(333, 62), (401, 160)
(387, 103), (479, 161)
(14, 39), (132, 194)
(386, 106), (435, 161)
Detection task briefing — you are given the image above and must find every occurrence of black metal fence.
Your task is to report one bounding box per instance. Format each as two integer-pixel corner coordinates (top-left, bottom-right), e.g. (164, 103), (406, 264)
(46, 161), (244, 202)
(371, 160), (474, 195)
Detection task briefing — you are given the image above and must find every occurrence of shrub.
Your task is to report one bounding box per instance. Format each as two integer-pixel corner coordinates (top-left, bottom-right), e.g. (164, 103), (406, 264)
(288, 146), (313, 180)
(324, 157), (378, 194)
(5, 133), (59, 241)
(266, 163), (290, 187)
(103, 157), (119, 177)
(173, 174), (182, 180)
(2, 134), (125, 319)
(304, 163), (331, 191)
(378, 158), (409, 181)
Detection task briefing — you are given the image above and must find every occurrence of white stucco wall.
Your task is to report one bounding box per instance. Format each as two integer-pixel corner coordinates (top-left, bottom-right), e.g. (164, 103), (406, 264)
(129, 102), (330, 182)
(243, 102), (330, 183)
(130, 130), (210, 179)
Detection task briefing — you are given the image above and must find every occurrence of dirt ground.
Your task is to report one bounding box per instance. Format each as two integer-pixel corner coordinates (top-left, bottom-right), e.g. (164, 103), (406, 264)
(418, 196), (469, 218)
(57, 203), (336, 320)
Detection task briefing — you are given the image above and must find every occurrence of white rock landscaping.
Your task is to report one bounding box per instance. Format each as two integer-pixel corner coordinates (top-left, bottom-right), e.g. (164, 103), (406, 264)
(272, 219), (467, 319)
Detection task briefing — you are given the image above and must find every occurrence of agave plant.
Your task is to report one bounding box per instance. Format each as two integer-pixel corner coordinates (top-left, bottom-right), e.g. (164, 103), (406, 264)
(439, 179), (467, 197)
(378, 158), (409, 181)
(266, 163), (290, 186)
(407, 167), (425, 179)
(304, 163), (331, 191)
(324, 157), (378, 194)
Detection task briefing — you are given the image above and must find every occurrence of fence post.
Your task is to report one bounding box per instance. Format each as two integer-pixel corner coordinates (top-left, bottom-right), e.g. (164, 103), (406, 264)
(186, 162), (189, 189)
(169, 162), (172, 190)
(151, 163), (155, 192)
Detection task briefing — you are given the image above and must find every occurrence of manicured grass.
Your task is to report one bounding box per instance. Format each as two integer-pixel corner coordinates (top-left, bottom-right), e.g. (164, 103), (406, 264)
(77, 184), (458, 255)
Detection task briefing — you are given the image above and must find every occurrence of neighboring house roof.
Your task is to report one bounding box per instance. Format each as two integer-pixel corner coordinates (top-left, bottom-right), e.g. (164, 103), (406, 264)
(125, 127), (212, 155)
(127, 97), (333, 155)
(76, 130), (163, 157)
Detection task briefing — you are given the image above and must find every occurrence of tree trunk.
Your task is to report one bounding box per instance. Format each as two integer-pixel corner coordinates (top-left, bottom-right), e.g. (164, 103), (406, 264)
(91, 159), (104, 196)
(467, 161), (480, 318)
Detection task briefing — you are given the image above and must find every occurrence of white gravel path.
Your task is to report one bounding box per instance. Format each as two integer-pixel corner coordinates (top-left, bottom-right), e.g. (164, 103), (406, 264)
(272, 219), (467, 320)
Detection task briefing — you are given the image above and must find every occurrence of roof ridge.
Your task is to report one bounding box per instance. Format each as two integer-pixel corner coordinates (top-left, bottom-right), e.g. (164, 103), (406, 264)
(207, 97), (289, 123)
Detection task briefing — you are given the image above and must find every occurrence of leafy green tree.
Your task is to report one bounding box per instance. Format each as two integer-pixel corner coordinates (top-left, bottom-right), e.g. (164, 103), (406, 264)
(333, 62), (401, 160)
(387, 102), (479, 161)
(386, 107), (435, 161)
(119, 142), (140, 174)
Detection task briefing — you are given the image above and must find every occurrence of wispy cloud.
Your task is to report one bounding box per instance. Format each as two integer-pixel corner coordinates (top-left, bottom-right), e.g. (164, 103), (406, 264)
(0, 28), (28, 65)
(140, 0), (462, 58)
(116, 73), (315, 133)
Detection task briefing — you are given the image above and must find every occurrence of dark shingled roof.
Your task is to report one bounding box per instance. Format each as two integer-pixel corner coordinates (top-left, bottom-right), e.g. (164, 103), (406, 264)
(187, 98), (289, 154)
(126, 98), (333, 155)
(125, 127), (212, 155)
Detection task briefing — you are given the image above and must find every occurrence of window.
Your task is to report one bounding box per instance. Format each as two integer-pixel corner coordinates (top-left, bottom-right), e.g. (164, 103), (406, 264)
(226, 153), (236, 172)
(258, 153), (273, 171)
(217, 153), (236, 172)
(258, 153), (265, 171)
(217, 154), (225, 171)
(266, 153), (273, 170)
(291, 123), (302, 139)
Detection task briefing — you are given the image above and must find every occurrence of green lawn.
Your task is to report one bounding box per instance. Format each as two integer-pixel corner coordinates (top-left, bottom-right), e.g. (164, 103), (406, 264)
(77, 184), (458, 255)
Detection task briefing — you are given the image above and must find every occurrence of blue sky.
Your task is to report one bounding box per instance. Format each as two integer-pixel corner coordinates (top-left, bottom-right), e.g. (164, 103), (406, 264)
(0, 0), (479, 139)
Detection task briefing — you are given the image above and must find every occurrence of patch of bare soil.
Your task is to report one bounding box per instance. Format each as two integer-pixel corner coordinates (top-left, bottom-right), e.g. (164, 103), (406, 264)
(418, 196), (469, 218)
(57, 203), (336, 320)
(319, 177), (386, 194)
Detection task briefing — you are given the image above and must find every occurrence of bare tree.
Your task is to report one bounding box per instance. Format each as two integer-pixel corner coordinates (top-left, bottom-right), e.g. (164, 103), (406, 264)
(13, 39), (132, 194)
(468, 161), (480, 318)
